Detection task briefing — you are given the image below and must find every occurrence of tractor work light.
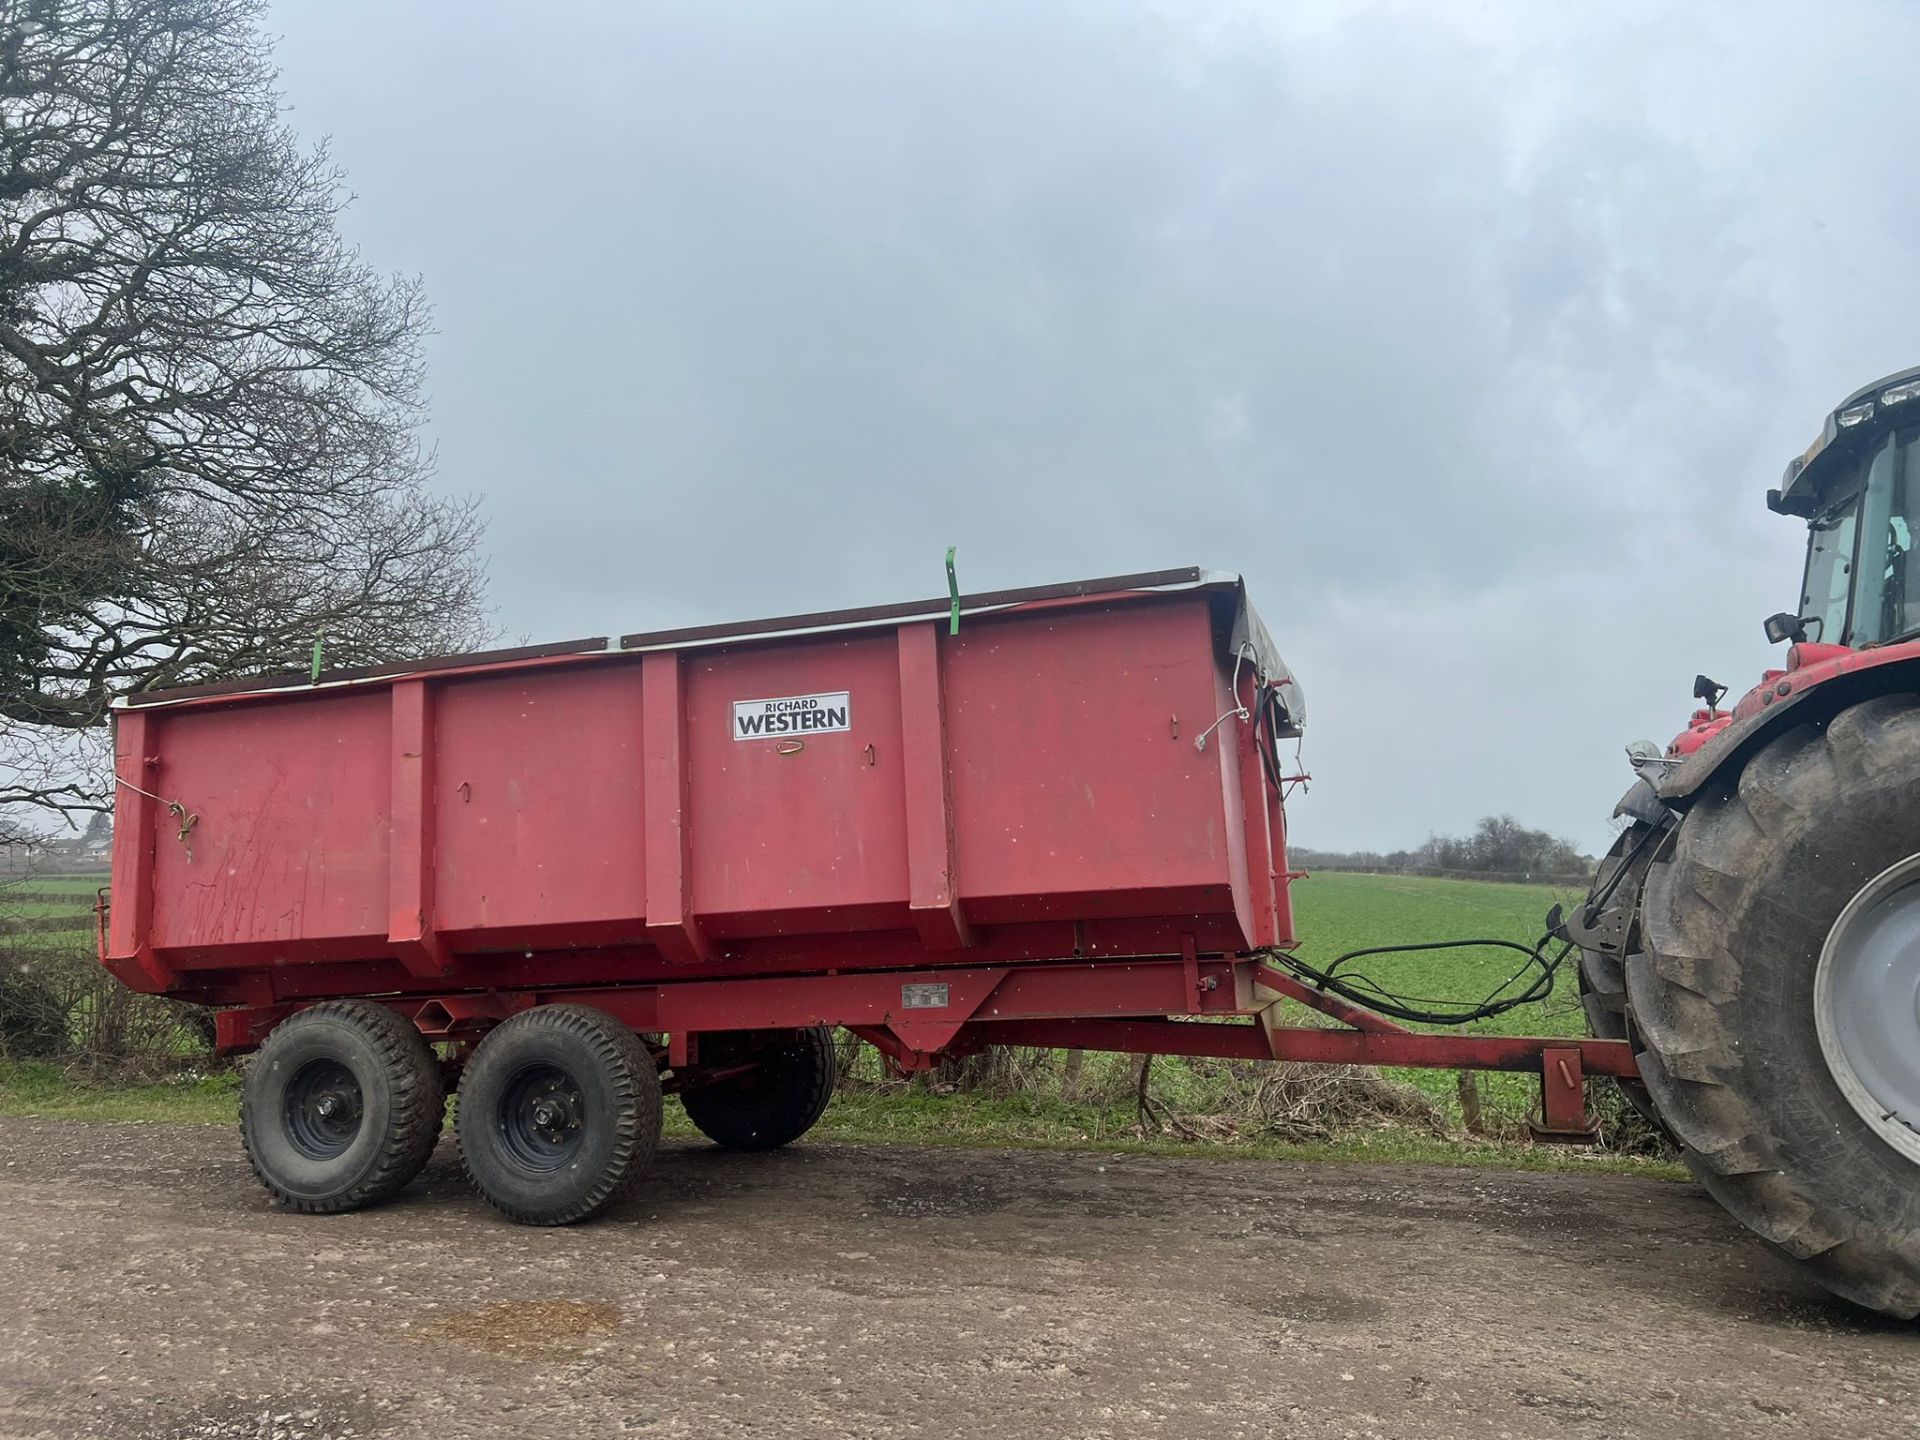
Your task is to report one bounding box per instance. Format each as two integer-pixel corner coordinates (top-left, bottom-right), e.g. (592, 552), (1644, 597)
(1837, 400), (1876, 428)
(1883, 378), (1920, 407)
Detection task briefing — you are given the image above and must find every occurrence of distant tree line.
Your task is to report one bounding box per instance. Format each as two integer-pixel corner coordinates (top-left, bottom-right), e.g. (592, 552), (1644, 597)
(1294, 815), (1594, 882)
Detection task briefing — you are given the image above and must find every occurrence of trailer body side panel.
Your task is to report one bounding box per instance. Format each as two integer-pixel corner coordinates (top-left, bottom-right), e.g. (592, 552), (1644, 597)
(104, 577), (1296, 1003)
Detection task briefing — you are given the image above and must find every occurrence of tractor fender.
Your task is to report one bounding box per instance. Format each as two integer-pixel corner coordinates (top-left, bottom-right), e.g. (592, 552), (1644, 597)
(1612, 777), (1671, 828)
(1658, 642), (1920, 806)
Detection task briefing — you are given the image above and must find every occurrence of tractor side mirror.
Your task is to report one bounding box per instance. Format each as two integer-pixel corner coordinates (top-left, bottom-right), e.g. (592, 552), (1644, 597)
(1764, 612), (1809, 645)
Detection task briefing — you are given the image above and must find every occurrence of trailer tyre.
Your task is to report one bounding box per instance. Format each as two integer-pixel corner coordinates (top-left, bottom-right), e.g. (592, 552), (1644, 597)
(456, 1005), (661, 1225)
(1631, 695), (1920, 1317)
(680, 1027), (836, 1152)
(240, 1001), (446, 1214)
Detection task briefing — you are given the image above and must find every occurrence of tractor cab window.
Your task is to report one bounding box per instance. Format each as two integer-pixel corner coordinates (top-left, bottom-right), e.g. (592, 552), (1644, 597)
(1848, 426), (1920, 646)
(1802, 498), (1858, 643)
(1800, 423), (1920, 647)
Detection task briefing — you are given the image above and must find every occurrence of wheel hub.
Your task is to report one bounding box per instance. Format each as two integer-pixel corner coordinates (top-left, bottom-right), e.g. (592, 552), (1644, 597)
(1815, 852), (1920, 1166)
(498, 1064), (587, 1172)
(283, 1058), (365, 1160)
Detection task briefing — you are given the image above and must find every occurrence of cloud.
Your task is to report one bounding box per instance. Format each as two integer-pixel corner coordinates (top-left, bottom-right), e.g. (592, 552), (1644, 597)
(268, 0), (1920, 849)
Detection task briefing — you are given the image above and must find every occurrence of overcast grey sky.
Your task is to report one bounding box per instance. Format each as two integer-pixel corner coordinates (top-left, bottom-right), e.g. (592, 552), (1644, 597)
(268, 0), (1920, 853)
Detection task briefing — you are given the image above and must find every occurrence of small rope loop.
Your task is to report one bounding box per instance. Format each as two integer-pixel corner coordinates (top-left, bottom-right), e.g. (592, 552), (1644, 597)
(114, 774), (199, 860)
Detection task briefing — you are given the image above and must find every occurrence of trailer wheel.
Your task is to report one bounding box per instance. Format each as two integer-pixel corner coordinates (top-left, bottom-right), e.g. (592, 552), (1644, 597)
(240, 1001), (445, 1214)
(1631, 695), (1920, 1317)
(456, 1005), (661, 1225)
(680, 1027), (836, 1152)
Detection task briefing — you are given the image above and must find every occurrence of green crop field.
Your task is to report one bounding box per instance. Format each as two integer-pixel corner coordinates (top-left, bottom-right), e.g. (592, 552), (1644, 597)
(0, 881), (100, 944)
(1282, 869), (1590, 1119)
(0, 898), (100, 919)
(1289, 870), (1586, 1036)
(0, 873), (102, 918)
(0, 873), (109, 896)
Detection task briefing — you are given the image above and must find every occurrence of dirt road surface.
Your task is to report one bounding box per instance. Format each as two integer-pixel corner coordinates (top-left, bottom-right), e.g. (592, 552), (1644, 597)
(0, 1117), (1915, 1440)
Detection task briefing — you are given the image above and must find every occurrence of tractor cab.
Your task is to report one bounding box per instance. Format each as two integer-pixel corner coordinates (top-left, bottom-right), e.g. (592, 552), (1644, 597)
(1769, 365), (1920, 649)
(1660, 366), (1920, 759)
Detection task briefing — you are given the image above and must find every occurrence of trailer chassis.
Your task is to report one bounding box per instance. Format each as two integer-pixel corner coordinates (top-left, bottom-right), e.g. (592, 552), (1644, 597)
(209, 941), (1632, 1143)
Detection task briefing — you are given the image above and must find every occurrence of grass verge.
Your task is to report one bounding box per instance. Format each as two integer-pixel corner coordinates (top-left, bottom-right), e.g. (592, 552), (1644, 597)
(709, 1088), (1684, 1177)
(0, 1061), (239, 1124)
(0, 1061), (1683, 1179)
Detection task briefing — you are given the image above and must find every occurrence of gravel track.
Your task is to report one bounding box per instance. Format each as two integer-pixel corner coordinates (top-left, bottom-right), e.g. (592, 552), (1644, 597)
(0, 1117), (1914, 1439)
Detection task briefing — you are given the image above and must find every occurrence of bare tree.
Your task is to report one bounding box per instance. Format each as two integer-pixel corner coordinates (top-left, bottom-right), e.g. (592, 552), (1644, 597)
(1420, 816), (1587, 877)
(0, 0), (489, 828)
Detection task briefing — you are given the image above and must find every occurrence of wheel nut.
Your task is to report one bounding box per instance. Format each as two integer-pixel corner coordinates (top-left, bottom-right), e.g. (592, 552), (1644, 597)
(316, 1096), (337, 1118)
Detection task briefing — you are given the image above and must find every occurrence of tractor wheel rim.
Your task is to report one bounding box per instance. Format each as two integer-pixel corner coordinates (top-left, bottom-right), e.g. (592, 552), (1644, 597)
(1815, 851), (1920, 1167)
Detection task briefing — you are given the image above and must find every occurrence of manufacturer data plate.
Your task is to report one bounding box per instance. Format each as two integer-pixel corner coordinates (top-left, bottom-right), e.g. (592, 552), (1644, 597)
(900, 982), (950, 1010)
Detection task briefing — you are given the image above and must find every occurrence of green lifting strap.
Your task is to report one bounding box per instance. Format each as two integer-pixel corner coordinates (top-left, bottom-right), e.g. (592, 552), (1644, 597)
(946, 546), (960, 634)
(311, 634), (325, 683)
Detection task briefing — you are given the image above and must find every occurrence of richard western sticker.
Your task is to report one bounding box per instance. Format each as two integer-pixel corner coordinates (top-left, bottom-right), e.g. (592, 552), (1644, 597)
(732, 690), (851, 740)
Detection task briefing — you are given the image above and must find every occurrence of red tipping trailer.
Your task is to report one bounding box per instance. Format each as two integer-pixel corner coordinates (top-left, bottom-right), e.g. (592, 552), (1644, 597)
(102, 568), (1630, 1223)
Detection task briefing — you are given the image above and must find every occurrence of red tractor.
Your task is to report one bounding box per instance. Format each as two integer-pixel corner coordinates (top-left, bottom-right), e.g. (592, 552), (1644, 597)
(1573, 365), (1920, 1318)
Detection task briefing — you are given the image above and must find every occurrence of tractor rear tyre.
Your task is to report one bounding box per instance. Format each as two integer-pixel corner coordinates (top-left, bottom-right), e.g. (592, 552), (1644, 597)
(456, 1005), (662, 1225)
(240, 1001), (445, 1214)
(1632, 695), (1920, 1317)
(680, 1027), (836, 1152)
(1575, 823), (1668, 1133)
